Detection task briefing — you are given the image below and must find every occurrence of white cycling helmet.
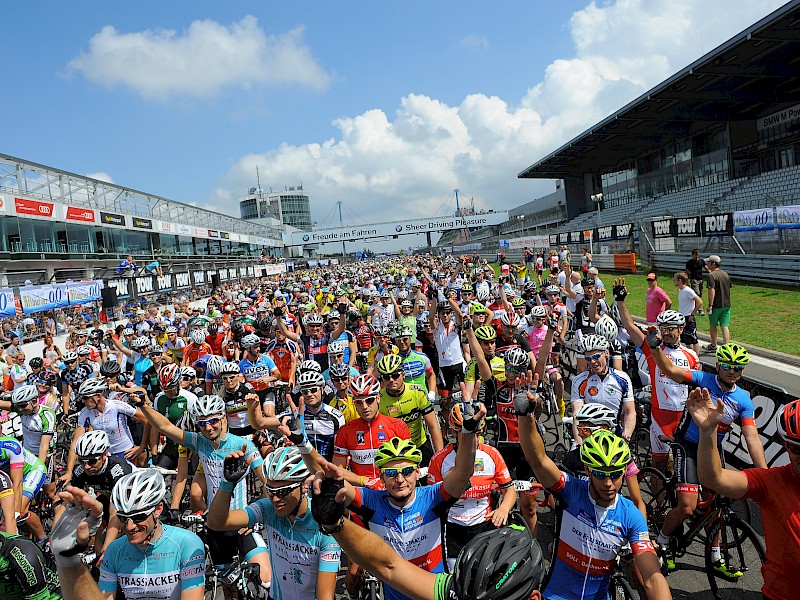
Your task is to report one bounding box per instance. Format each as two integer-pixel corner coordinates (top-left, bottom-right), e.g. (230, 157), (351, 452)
(122, 328), (135, 336)
(299, 360), (322, 374)
(349, 374), (381, 397)
(656, 310), (686, 327)
(74, 430), (110, 457)
(297, 370), (325, 389)
(504, 347), (529, 370)
(76, 345), (92, 357)
(581, 335), (609, 353)
(219, 362), (241, 375)
(305, 313), (324, 326)
(111, 469), (167, 514)
(545, 285), (560, 295)
(188, 394), (225, 419)
(206, 355), (225, 377)
(190, 330), (206, 345)
(62, 351), (79, 362)
(240, 334), (261, 349)
(166, 326), (178, 334)
(262, 447), (310, 483)
(180, 366), (197, 378)
(500, 312), (521, 328)
(595, 316), (618, 341)
(530, 305), (547, 319)
(78, 378), (108, 398)
(132, 336), (150, 349)
(11, 385), (38, 407)
(476, 289), (490, 302)
(327, 341), (346, 356)
(575, 404), (617, 429)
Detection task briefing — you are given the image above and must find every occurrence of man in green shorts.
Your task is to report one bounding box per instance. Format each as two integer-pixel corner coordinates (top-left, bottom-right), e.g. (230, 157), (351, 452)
(704, 255), (731, 351)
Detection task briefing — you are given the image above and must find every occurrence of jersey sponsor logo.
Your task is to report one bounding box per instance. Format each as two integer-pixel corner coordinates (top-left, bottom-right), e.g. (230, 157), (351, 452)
(588, 386), (599, 396)
(320, 551), (340, 562)
(631, 540), (655, 553)
(606, 387), (618, 395)
(356, 431), (365, 445)
(474, 458), (485, 473)
(9, 546), (36, 586)
(377, 432), (387, 441)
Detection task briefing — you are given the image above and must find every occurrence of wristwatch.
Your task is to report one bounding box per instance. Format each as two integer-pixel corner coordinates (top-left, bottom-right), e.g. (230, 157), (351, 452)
(319, 517), (345, 535)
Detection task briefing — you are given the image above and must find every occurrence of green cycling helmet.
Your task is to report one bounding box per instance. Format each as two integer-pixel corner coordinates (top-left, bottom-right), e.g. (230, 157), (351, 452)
(474, 325), (497, 341)
(716, 343), (750, 366)
(471, 302), (487, 315)
(377, 354), (404, 375)
(374, 437), (422, 469)
(580, 430), (632, 470)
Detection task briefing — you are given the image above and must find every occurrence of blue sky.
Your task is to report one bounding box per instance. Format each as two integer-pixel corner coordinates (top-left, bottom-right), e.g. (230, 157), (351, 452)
(2, 1), (788, 248)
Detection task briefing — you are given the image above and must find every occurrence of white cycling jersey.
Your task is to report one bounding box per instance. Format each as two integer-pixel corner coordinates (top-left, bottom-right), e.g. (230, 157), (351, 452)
(571, 368), (634, 414)
(78, 398), (137, 455)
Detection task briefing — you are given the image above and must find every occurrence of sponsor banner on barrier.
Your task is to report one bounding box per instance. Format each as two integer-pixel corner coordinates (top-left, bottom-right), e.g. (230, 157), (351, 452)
(700, 213), (733, 236)
(174, 272), (191, 289)
(193, 271), (206, 285)
(261, 263), (288, 276)
(558, 232), (569, 244)
(133, 217), (154, 230)
(208, 230), (219, 238)
(134, 276), (156, 296)
(569, 231), (583, 243)
(549, 234), (559, 246)
(0, 288), (15, 318)
(67, 280), (103, 305)
(503, 235), (550, 250)
(613, 223), (633, 239)
(156, 274), (173, 292)
(651, 217), (675, 238)
(776, 204), (800, 229)
(19, 284), (68, 315)
(734, 208), (775, 232)
(107, 278), (131, 300)
(14, 197), (55, 218)
(674, 216), (701, 237)
(100, 211), (126, 227)
(64, 206), (96, 223)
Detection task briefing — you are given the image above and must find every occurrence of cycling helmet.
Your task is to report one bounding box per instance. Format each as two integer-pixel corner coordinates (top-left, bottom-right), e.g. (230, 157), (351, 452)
(38, 372), (58, 387)
(545, 285), (560, 295)
(504, 347), (529, 370)
(111, 469), (167, 514)
(74, 430), (110, 457)
(123, 328), (135, 336)
(158, 364), (181, 389)
(461, 284), (474, 293)
(11, 385), (38, 407)
(180, 366), (197, 378)
(28, 357), (44, 370)
(62, 351), (78, 363)
(305, 313), (324, 326)
(207, 323), (219, 335)
(327, 341), (346, 355)
(471, 302), (487, 315)
(349, 374), (381, 397)
(374, 326), (390, 337)
(448, 403), (485, 434)
(189, 330), (206, 345)
(400, 300), (413, 309)
(240, 334), (261, 349)
(78, 378), (108, 398)
(297, 370), (325, 389)
(476, 289), (490, 302)
(299, 360), (322, 374)
(166, 326), (178, 334)
(529, 305), (547, 319)
(262, 447), (310, 483)
(776, 399), (800, 447)
(374, 437), (422, 468)
(524, 281), (538, 292)
(474, 325), (497, 341)
(500, 312), (521, 328)
(656, 310), (685, 327)
(452, 526), (544, 600)
(436, 301), (452, 312)
(380, 290), (390, 299)
(328, 363), (351, 379)
(100, 360), (122, 377)
(132, 336), (150, 349)
(575, 404), (617, 429)
(580, 430), (632, 470)
(511, 297), (526, 308)
(206, 356), (225, 377)
(188, 394), (225, 419)
(176, 411), (194, 432)
(581, 335), (609, 353)
(716, 343), (750, 366)
(391, 325), (414, 340)
(580, 277), (596, 288)
(230, 321), (245, 336)
(377, 354), (404, 375)
(219, 362), (240, 376)
(396, 290), (409, 300)
(326, 310), (341, 322)
(76, 345), (91, 357)
(594, 316), (618, 341)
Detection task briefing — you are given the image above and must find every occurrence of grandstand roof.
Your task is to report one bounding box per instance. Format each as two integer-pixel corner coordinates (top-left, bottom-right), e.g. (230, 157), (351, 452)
(519, 0), (800, 179)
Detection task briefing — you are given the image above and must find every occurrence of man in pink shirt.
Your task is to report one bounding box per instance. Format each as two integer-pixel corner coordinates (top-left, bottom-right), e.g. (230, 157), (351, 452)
(645, 272), (672, 325)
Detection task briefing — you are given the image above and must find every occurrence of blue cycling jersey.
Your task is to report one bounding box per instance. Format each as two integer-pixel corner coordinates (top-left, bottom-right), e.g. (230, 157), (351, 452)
(133, 357), (152, 387)
(99, 524), (205, 600)
(245, 496), (341, 600)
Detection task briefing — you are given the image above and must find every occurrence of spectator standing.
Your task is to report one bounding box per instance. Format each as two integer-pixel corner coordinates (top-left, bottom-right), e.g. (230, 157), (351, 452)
(704, 254), (732, 350)
(115, 255), (136, 276)
(645, 272), (672, 326)
(587, 267), (605, 291)
(685, 249), (706, 315)
(580, 248), (592, 274)
(673, 272), (702, 355)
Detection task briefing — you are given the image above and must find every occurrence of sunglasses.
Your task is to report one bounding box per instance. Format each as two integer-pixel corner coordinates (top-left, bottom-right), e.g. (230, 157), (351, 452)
(584, 353), (604, 362)
(659, 326), (678, 333)
(300, 387), (320, 395)
(578, 425), (601, 437)
(505, 366), (524, 375)
(589, 468), (626, 481)
(196, 417), (222, 427)
(719, 363), (744, 372)
(64, 360), (77, 366)
(381, 372), (404, 381)
(221, 375), (238, 381)
(331, 376), (349, 383)
(382, 466), (416, 479)
(479, 339), (496, 345)
(79, 455), (104, 466)
(395, 337), (411, 342)
(181, 375), (194, 381)
(117, 508), (156, 524)
(353, 396), (378, 407)
(265, 481), (302, 498)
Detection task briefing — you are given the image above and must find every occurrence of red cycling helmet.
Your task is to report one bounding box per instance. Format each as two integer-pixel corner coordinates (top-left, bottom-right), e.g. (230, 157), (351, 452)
(777, 399), (800, 447)
(158, 363), (181, 389)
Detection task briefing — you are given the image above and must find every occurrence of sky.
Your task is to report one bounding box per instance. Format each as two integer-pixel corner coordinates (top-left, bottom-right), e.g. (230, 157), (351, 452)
(2, 0), (789, 250)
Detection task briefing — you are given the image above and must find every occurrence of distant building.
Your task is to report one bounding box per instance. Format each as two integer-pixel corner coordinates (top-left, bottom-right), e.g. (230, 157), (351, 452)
(240, 186), (312, 231)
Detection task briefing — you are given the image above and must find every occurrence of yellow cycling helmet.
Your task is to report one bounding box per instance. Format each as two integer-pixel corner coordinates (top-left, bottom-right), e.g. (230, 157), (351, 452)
(377, 354), (404, 375)
(471, 302), (488, 315)
(374, 437), (422, 468)
(474, 325), (497, 341)
(511, 297), (526, 307)
(580, 430), (632, 470)
(716, 343), (750, 366)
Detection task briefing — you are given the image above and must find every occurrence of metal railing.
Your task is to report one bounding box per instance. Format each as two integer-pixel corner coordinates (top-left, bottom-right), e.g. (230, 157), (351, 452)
(650, 252), (800, 286)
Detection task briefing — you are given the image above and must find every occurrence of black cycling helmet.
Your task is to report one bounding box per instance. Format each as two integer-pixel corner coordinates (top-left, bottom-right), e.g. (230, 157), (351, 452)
(28, 357), (44, 370)
(207, 322), (219, 335)
(452, 525), (544, 600)
(230, 321), (244, 336)
(100, 360), (122, 377)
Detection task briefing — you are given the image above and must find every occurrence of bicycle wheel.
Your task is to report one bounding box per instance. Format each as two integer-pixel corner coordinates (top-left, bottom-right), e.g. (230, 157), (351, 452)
(730, 497), (753, 527)
(637, 467), (674, 535)
(705, 515), (765, 600)
(631, 427), (651, 470)
(550, 443), (567, 465)
(608, 574), (637, 600)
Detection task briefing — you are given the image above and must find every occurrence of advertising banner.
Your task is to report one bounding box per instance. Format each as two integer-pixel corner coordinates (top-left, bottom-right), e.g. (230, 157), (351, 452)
(65, 206), (96, 223)
(674, 216), (701, 237)
(734, 208), (775, 232)
(700, 213), (734, 237)
(100, 211), (126, 227)
(134, 276), (156, 296)
(106, 278), (131, 300)
(549, 234), (559, 246)
(612, 223), (633, 239)
(133, 217), (154, 230)
(174, 271), (191, 289)
(0, 288), (15, 318)
(558, 232), (569, 244)
(193, 271), (206, 285)
(176, 224), (192, 236)
(67, 280), (103, 306)
(776, 204), (800, 229)
(220, 232), (230, 240)
(156, 274), (173, 292)
(505, 235), (550, 250)
(569, 231), (583, 243)
(208, 230), (219, 238)
(0, 194), (6, 214)
(19, 284), (68, 315)
(262, 263), (288, 276)
(14, 197), (55, 218)
(651, 217), (675, 238)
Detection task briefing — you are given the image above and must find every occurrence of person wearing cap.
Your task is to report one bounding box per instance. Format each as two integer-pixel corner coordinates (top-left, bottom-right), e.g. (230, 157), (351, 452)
(703, 255), (731, 350)
(645, 273), (672, 326)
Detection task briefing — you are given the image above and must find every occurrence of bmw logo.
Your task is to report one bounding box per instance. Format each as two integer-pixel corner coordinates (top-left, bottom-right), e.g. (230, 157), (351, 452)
(302, 234), (310, 241)
(395, 225), (402, 232)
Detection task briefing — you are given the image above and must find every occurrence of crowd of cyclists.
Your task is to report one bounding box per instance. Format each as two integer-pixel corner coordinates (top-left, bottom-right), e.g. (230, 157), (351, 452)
(0, 252), (795, 600)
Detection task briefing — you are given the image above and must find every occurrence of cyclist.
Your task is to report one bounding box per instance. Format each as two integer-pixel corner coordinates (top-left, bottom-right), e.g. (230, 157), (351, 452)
(376, 354), (443, 465)
(647, 340), (766, 575)
(276, 304), (347, 373)
(108, 335), (153, 388)
(366, 327), (398, 376)
(203, 355), (226, 396)
(325, 363), (359, 423)
(428, 297), (465, 410)
(152, 364), (196, 468)
(182, 330), (212, 368)
(207, 447), (339, 600)
(391, 325), (437, 396)
(163, 326), (185, 365)
(205, 322), (226, 356)
(217, 362), (258, 436)
(326, 311), (357, 367)
(0, 531), (61, 600)
(390, 292), (422, 347)
(59, 351), (92, 408)
(463, 322), (505, 402)
(515, 392), (671, 600)
(139, 344), (167, 399)
(264, 326), (299, 389)
(428, 404), (517, 571)
(321, 342), (359, 381)
(34, 371), (66, 414)
(76, 346), (100, 378)
(526, 305), (566, 415)
(349, 311), (375, 372)
(0, 429), (48, 548)
(138, 394), (272, 589)
(238, 334), (280, 402)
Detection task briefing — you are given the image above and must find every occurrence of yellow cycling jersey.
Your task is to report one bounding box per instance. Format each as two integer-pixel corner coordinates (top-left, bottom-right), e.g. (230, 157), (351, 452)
(464, 355), (506, 383)
(329, 394), (359, 423)
(367, 344), (399, 365)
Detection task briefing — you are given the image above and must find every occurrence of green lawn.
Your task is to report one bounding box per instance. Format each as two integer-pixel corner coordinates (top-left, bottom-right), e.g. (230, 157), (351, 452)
(489, 264), (800, 355)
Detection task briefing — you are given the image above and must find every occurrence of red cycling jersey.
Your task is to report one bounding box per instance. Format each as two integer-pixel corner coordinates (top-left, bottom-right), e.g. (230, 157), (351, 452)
(334, 413), (411, 479)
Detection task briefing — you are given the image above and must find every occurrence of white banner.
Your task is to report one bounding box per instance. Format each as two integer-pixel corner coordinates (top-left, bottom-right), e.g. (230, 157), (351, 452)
(757, 103), (800, 131)
(290, 212), (509, 245)
(261, 263), (288, 276)
(503, 235), (551, 250)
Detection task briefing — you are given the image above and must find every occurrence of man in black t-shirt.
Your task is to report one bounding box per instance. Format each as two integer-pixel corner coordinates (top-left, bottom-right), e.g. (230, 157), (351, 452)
(685, 248), (706, 315)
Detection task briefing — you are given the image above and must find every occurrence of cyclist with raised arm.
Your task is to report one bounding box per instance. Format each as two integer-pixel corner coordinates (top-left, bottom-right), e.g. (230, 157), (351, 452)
(238, 334), (280, 403)
(366, 327), (398, 376)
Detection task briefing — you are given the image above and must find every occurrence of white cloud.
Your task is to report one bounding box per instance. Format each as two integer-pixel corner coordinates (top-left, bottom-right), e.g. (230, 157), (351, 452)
(216, 0), (786, 233)
(67, 16), (331, 100)
(460, 34), (489, 50)
(85, 172), (115, 184)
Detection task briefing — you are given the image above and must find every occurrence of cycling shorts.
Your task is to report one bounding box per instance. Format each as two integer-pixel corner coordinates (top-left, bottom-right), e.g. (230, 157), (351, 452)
(0, 471), (12, 500)
(445, 519), (495, 564)
(207, 528), (268, 567)
(649, 411), (682, 457)
(438, 364), (464, 394)
(672, 442), (699, 495)
(22, 465), (47, 500)
(498, 445), (534, 482)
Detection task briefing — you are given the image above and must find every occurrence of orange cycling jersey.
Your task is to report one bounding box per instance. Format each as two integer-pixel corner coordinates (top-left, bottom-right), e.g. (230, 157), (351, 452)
(266, 339), (300, 382)
(184, 343), (212, 367)
(334, 413), (411, 479)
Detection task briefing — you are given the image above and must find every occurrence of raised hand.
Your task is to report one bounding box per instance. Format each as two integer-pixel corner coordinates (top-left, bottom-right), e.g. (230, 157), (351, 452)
(612, 278), (628, 301)
(686, 387), (724, 432)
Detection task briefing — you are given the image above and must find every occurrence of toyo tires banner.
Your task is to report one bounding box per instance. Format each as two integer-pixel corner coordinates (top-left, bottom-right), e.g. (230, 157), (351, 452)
(67, 280), (104, 306)
(19, 284), (68, 314)
(0, 288), (14, 318)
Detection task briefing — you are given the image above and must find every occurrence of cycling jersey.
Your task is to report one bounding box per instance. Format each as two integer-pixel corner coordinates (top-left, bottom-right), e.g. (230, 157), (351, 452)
(334, 413), (411, 478)
(330, 330), (356, 364)
(71, 456), (133, 496)
(278, 404), (345, 462)
(205, 333), (226, 356)
(238, 353), (278, 392)
(99, 524), (205, 600)
(571, 368), (634, 414)
(78, 399), (138, 455)
(0, 532), (61, 600)
(545, 471), (655, 600)
(641, 344), (699, 413)
(155, 390), (192, 425)
(481, 377), (523, 446)
(433, 323), (462, 368)
(245, 496), (341, 600)
(0, 443), (45, 499)
(367, 344), (399, 366)
(265, 339), (300, 382)
(379, 384), (434, 448)
(676, 370), (755, 447)
(428, 443), (512, 527)
(220, 382), (256, 429)
(328, 394), (359, 423)
(163, 337), (185, 363)
(0, 439), (24, 472)
(132, 356), (152, 388)
(352, 324), (374, 352)
(184, 342), (212, 368)
(494, 332), (531, 360)
(20, 407), (56, 456)
(352, 483), (452, 600)
(299, 334), (331, 371)
(183, 432), (263, 510)
(464, 356), (505, 383)
(60, 365), (92, 391)
(399, 350), (433, 389)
